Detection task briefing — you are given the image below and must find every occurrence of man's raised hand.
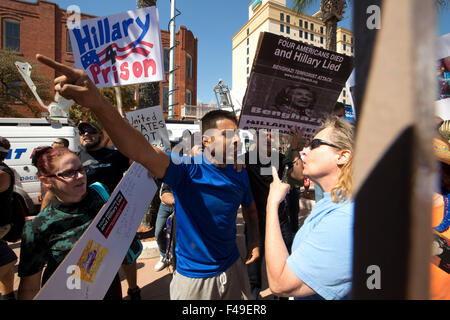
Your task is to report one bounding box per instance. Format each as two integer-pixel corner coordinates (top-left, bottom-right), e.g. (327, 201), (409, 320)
(36, 54), (105, 109)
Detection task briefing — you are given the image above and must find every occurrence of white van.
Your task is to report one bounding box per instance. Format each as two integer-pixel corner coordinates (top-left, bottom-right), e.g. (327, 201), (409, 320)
(0, 118), (80, 214)
(165, 120), (201, 142)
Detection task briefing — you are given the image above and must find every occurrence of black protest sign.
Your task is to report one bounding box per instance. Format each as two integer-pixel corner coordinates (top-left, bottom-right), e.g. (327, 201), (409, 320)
(239, 32), (353, 139)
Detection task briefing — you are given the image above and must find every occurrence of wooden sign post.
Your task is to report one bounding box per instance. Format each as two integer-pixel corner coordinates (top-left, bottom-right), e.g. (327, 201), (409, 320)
(352, 0), (436, 299)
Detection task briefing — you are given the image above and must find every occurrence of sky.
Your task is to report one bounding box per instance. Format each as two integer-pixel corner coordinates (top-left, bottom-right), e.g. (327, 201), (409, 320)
(50, 0), (450, 105)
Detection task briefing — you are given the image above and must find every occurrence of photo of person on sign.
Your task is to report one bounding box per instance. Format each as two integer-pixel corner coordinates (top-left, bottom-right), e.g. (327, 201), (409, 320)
(275, 85), (317, 118)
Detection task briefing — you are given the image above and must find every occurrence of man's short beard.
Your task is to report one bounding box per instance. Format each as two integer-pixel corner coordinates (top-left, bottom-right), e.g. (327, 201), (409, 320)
(83, 138), (102, 150)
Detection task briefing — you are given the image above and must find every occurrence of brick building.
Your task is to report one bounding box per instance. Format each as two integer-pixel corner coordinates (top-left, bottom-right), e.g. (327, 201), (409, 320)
(0, 0), (197, 120)
(160, 26), (198, 120)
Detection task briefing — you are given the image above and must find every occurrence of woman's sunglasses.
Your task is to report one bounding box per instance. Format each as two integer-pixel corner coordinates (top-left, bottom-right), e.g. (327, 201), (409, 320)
(46, 166), (87, 180)
(307, 139), (340, 150)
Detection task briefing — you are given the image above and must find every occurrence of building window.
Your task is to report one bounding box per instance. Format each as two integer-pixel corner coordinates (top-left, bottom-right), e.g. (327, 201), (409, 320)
(164, 48), (170, 72)
(280, 24), (284, 32)
(247, 38), (249, 45)
(310, 23), (314, 31)
(247, 47), (249, 55)
(280, 13), (284, 21)
(247, 28), (249, 35)
(286, 26), (290, 34)
(343, 99), (346, 104)
(247, 67), (249, 75)
(320, 36), (324, 44)
(305, 31), (308, 40)
(186, 89), (192, 105)
(299, 19), (303, 28)
(343, 90), (346, 97)
(186, 54), (192, 78)
(3, 19), (20, 51)
(163, 87), (169, 111)
(286, 15), (290, 24)
(343, 44), (347, 51)
(304, 21), (308, 29)
(247, 57), (249, 65)
(351, 46), (354, 53)
(320, 26), (324, 34)
(299, 30), (303, 38)
(311, 33), (314, 41)
(66, 30), (72, 52)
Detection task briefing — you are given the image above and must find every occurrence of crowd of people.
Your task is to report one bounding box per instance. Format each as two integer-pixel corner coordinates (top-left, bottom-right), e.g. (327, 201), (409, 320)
(0, 53), (448, 300)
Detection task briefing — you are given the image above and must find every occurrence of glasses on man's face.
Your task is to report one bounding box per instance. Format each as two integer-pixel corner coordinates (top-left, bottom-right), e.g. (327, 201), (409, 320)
(307, 139), (340, 150)
(46, 166), (86, 180)
(79, 128), (99, 135)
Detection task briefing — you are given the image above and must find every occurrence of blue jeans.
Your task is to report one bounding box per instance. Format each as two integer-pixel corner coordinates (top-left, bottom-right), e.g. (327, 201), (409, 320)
(244, 211), (292, 295)
(155, 203), (174, 257)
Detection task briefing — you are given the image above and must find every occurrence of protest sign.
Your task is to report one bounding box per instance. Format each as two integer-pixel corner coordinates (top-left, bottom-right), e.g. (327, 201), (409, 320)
(35, 162), (157, 300)
(68, 6), (164, 88)
(239, 32), (353, 139)
(126, 106), (170, 152)
(437, 33), (450, 120)
(345, 68), (357, 122)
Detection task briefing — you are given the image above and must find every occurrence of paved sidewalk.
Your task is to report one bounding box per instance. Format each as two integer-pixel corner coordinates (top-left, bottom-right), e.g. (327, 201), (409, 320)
(8, 198), (315, 300)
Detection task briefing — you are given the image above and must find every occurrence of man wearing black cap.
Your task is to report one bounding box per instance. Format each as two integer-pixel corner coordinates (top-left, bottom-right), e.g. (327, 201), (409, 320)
(77, 122), (141, 300)
(77, 122), (130, 192)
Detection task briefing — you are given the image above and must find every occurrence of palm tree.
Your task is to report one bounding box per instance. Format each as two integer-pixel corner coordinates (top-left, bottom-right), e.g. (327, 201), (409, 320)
(137, 0), (159, 109)
(293, 0), (448, 52)
(293, 0), (347, 52)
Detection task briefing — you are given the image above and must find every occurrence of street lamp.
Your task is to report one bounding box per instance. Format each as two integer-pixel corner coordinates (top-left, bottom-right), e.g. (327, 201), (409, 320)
(214, 79), (235, 115)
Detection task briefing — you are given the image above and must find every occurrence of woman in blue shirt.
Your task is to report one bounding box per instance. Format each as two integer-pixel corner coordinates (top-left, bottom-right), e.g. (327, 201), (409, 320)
(265, 116), (354, 300)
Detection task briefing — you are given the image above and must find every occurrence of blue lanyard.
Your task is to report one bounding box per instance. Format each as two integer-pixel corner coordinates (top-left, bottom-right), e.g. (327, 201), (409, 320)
(434, 192), (450, 233)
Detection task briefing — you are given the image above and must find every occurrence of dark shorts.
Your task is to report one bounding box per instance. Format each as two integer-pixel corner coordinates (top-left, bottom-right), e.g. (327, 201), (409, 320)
(0, 240), (17, 267)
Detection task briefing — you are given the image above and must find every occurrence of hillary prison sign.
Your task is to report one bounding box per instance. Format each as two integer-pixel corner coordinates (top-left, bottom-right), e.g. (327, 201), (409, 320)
(68, 6), (164, 88)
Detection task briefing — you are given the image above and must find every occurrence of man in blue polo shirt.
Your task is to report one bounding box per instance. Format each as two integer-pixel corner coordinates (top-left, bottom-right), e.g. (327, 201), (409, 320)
(163, 111), (258, 299)
(35, 53), (260, 300)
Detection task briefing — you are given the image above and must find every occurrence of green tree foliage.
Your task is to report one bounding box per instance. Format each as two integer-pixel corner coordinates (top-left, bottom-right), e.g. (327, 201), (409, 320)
(0, 50), (52, 117)
(292, 0), (448, 51)
(69, 85), (137, 125)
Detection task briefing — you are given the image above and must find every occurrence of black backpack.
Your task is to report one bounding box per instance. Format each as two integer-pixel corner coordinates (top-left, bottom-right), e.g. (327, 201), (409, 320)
(0, 163), (27, 243)
(2, 192), (27, 242)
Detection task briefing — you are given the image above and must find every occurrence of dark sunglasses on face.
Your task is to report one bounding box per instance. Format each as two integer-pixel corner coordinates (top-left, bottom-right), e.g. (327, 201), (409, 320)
(46, 166), (86, 180)
(308, 139), (340, 150)
(79, 128), (99, 135)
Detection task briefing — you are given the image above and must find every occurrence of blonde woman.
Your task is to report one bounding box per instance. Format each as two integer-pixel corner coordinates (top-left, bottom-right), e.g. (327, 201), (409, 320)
(265, 116), (354, 300)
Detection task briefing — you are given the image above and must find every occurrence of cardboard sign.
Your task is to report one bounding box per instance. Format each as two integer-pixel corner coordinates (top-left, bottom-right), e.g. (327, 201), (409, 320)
(68, 7), (164, 88)
(35, 162), (157, 300)
(126, 106), (171, 152)
(239, 32), (353, 139)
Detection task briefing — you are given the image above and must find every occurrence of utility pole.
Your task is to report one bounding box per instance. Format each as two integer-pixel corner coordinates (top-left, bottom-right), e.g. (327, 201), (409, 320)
(137, 0), (159, 109)
(168, 0), (176, 119)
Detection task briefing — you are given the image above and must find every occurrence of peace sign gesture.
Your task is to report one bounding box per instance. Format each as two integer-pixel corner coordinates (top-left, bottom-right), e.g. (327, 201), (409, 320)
(36, 54), (105, 109)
